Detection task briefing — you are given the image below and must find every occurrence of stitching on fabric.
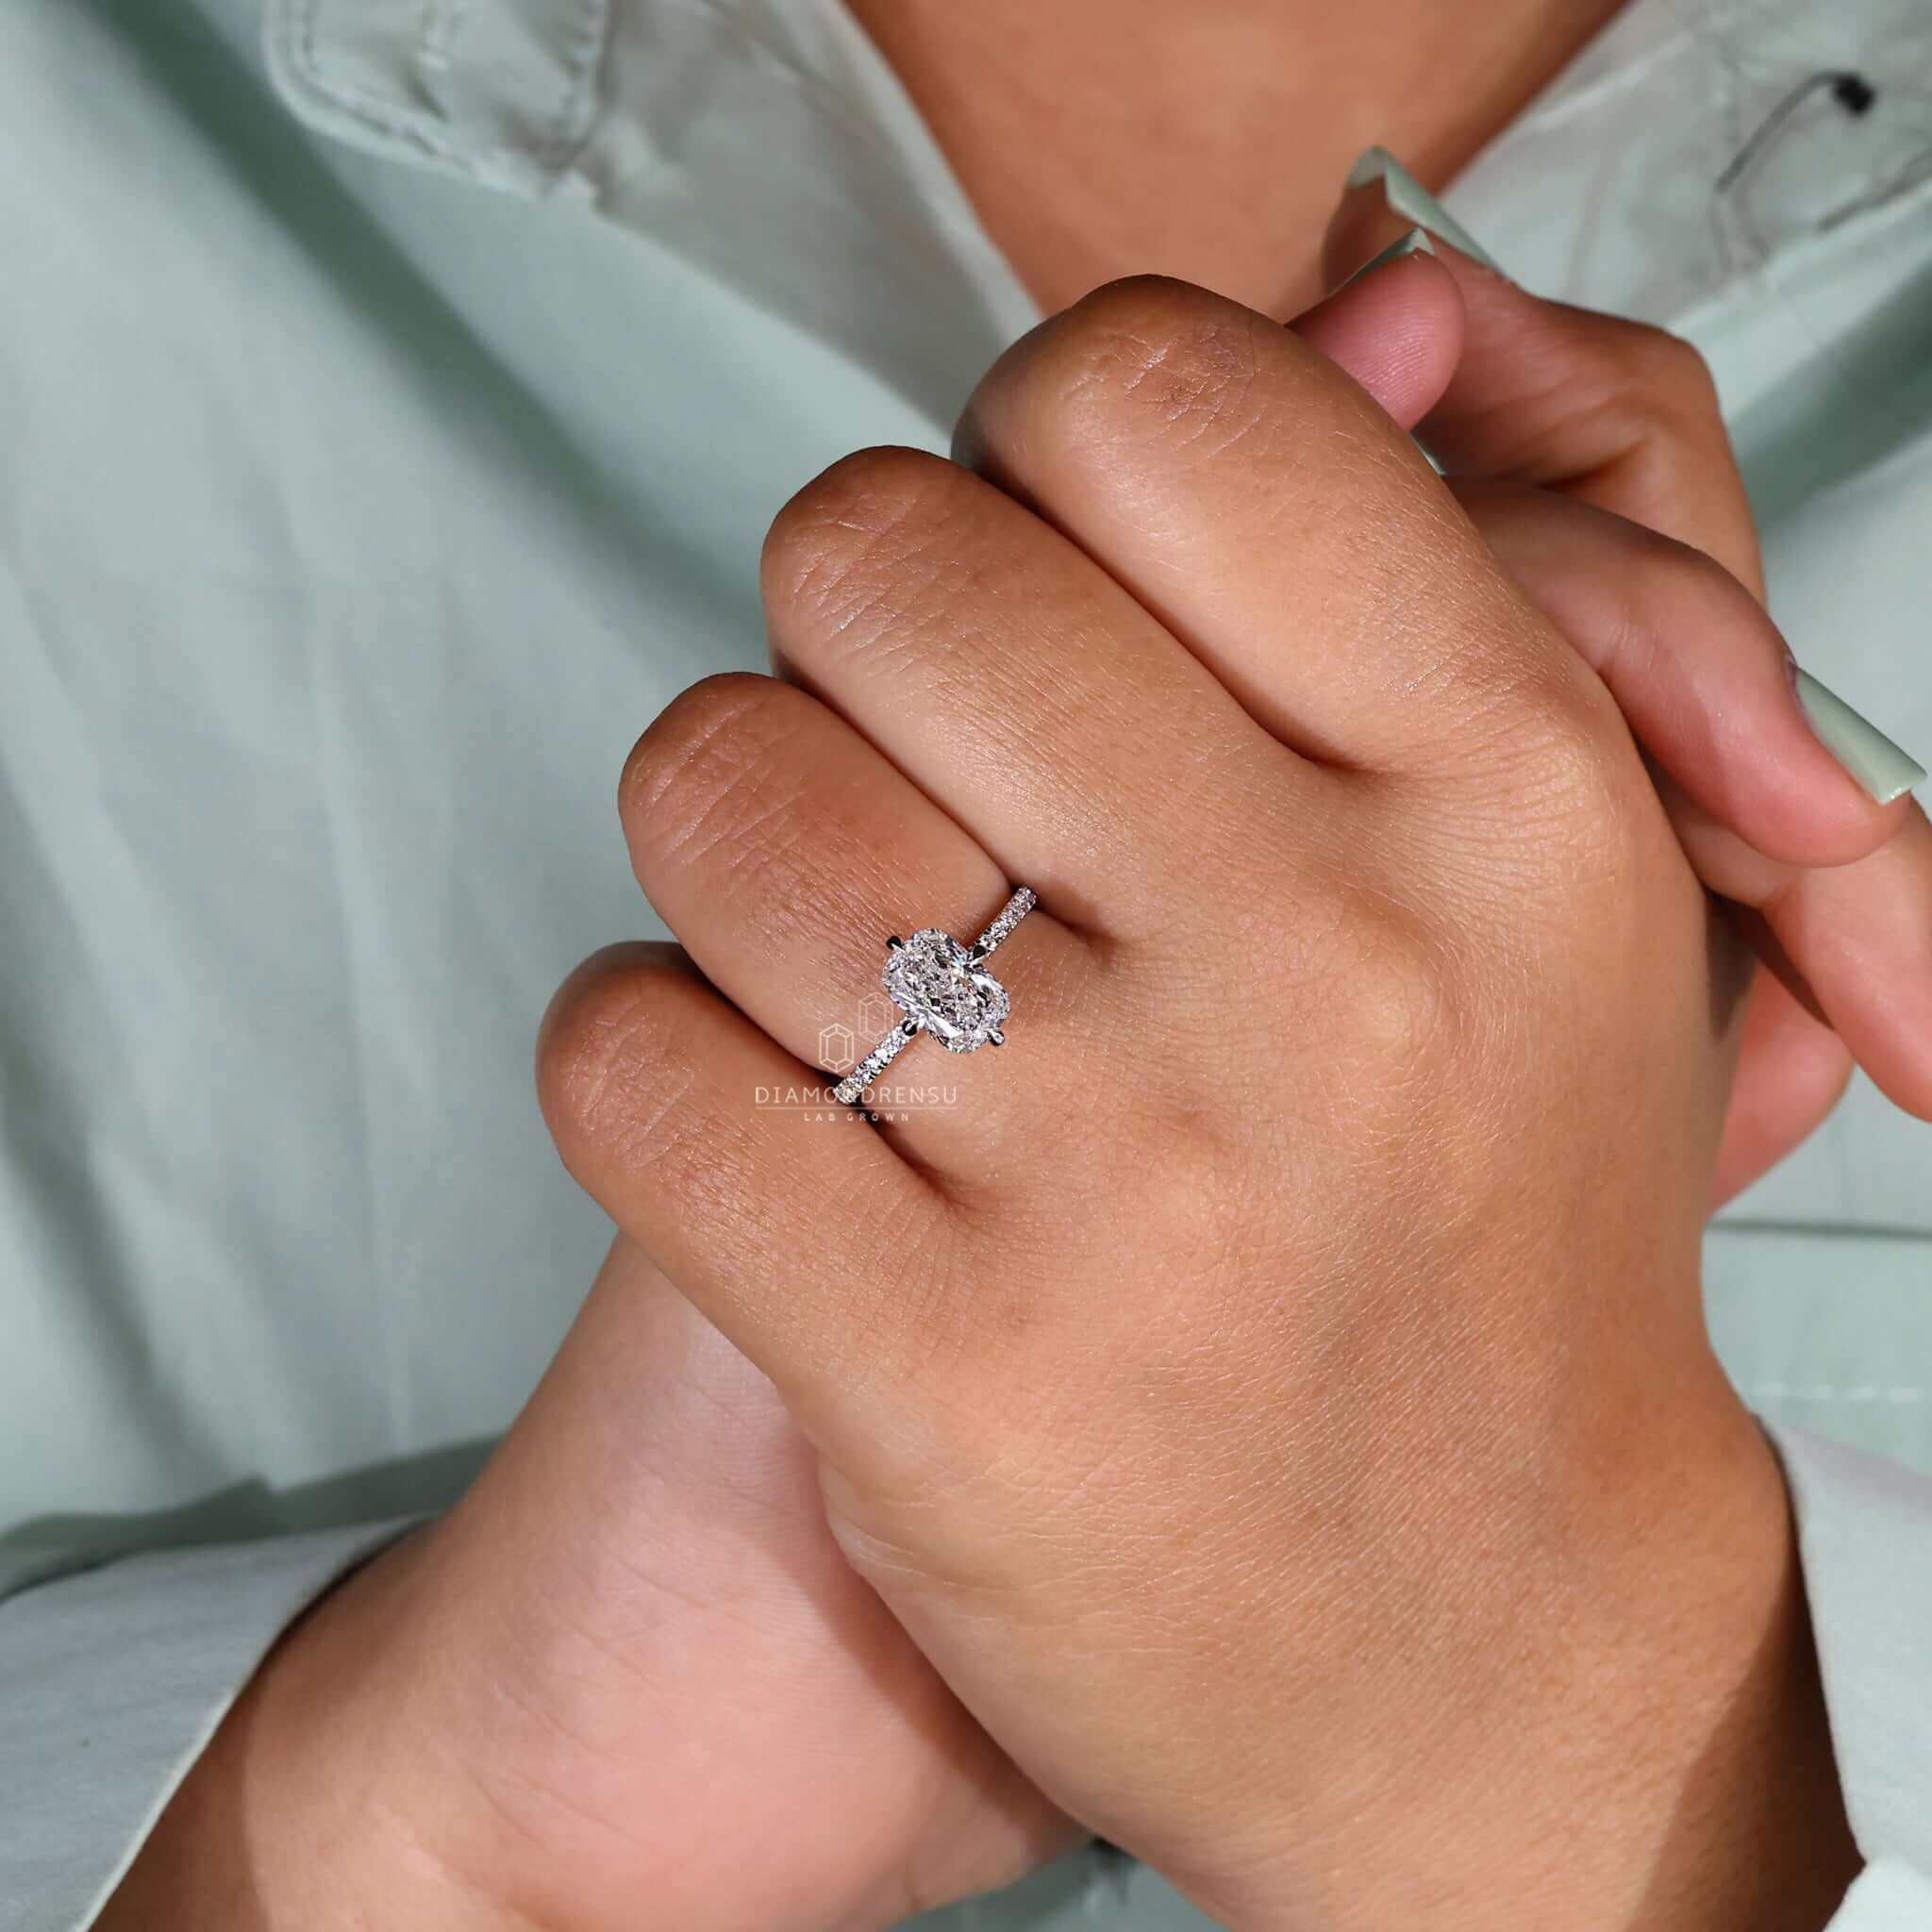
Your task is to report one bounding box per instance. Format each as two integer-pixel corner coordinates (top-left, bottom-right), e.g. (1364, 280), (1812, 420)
(1504, 22), (1701, 135)
(532, 0), (608, 166)
(284, 0), (607, 181)
(294, 0), (480, 173)
(1489, 0), (1781, 140)
(415, 0), (471, 74)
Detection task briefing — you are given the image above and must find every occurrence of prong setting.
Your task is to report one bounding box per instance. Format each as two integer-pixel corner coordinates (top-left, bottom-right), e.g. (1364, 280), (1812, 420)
(830, 888), (1036, 1105)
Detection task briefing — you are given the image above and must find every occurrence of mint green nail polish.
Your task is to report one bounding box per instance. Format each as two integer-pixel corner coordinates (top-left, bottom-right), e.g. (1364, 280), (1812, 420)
(1337, 225), (1434, 291)
(1346, 144), (1505, 275)
(1792, 666), (1926, 804)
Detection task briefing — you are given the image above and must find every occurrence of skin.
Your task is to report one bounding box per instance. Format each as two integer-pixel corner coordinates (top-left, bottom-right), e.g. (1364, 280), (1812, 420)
(534, 273), (1864, 1929)
(842, 0), (1632, 316)
(1315, 198), (1932, 1181)
(111, 258), (1885, 1932)
(105, 9), (1932, 1926)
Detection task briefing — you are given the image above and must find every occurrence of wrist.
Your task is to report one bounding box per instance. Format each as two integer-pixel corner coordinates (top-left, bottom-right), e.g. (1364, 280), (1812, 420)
(1441, 1404), (1854, 1931)
(399, 1480), (985, 1932)
(97, 1528), (524, 1932)
(1553, 1406), (1858, 1932)
(379, 1257), (1063, 1932)
(1219, 1386), (1857, 1932)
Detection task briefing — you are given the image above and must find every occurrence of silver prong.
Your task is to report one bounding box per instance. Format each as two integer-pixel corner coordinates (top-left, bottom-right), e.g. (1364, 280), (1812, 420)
(967, 941), (991, 963)
(900, 1016), (921, 1037)
(887, 935), (905, 951)
(987, 1027), (1005, 1046)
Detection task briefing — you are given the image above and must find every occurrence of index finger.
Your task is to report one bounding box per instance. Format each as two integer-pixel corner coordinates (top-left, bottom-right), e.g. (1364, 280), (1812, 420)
(954, 275), (1597, 779)
(1324, 166), (1764, 596)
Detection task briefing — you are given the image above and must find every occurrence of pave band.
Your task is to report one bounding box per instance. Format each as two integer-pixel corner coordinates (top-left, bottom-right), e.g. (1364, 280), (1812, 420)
(831, 887), (1037, 1106)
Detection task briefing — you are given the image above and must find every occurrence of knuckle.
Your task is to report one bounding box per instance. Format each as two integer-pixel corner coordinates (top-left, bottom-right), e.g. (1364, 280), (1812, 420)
(1540, 318), (1726, 468)
(1611, 525), (1748, 646)
(1309, 891), (1534, 1171)
(1583, 316), (1722, 429)
(1272, 881), (1462, 1100)
(1438, 611), (1647, 860)
(1533, 683), (1644, 820)
(1173, 865), (1459, 1116)
(1501, 691), (1656, 893)
(1627, 325), (1721, 414)
(759, 444), (967, 635)
(1331, 910), (1453, 1081)
(536, 949), (695, 1168)
(1007, 275), (1275, 465)
(619, 673), (813, 888)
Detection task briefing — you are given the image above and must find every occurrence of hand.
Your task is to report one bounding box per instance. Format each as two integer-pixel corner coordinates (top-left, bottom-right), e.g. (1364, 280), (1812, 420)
(541, 275), (1859, 1928)
(109, 234), (1903, 1929)
(1316, 178), (1932, 1200)
(99, 1230), (1067, 1931)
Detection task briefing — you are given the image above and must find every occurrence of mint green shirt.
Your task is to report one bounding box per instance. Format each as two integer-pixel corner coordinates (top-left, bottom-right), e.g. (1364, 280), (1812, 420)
(3, 2), (1930, 1925)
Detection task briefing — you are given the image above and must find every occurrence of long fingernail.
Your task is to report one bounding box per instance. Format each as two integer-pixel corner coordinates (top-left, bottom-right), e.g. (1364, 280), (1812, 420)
(1336, 225), (1435, 291)
(1790, 665), (1926, 803)
(1345, 145), (1505, 275)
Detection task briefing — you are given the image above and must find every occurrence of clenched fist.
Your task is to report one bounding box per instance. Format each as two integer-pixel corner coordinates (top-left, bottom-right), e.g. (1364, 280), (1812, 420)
(541, 276), (1861, 1929)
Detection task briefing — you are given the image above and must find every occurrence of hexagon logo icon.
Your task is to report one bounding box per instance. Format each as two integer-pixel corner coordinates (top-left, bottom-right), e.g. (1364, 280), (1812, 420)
(818, 1020), (858, 1073)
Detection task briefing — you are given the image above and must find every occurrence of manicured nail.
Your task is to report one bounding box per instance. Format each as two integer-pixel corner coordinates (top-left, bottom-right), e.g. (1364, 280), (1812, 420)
(1346, 145), (1505, 275)
(1336, 225), (1435, 291)
(1791, 665), (1926, 803)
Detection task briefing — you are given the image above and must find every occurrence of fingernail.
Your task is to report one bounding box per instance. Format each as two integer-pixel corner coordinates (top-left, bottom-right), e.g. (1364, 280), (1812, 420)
(1791, 665), (1926, 803)
(1336, 225), (1435, 291)
(1345, 144), (1505, 275)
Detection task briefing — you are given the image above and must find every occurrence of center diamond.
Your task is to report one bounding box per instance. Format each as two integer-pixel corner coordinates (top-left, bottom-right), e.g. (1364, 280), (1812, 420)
(883, 927), (1010, 1053)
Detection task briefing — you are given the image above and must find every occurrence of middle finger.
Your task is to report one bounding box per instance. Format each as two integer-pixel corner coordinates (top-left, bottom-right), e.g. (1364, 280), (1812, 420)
(762, 443), (1304, 940)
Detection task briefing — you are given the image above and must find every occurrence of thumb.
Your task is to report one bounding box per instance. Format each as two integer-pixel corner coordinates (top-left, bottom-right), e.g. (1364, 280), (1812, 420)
(1323, 145), (1763, 595)
(1287, 225), (1467, 430)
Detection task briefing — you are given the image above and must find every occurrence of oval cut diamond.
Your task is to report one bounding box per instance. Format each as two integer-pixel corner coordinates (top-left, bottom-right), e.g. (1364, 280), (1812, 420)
(883, 927), (1011, 1053)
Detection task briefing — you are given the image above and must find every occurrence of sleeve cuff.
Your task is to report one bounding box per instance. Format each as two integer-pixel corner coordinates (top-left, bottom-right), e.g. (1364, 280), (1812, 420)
(1768, 1424), (1932, 1923)
(0, 1522), (414, 1930)
(7, 1428), (1924, 1930)
(1827, 1859), (1932, 1929)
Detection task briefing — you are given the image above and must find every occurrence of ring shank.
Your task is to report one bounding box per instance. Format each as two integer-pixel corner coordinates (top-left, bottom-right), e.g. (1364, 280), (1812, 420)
(972, 885), (1037, 960)
(833, 1024), (919, 1105)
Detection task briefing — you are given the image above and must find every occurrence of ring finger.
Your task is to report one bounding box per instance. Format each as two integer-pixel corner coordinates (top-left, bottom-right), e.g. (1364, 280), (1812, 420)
(620, 669), (1108, 1183)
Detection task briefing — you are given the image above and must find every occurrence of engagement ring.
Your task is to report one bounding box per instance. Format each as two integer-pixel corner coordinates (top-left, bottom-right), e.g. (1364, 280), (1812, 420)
(830, 887), (1037, 1106)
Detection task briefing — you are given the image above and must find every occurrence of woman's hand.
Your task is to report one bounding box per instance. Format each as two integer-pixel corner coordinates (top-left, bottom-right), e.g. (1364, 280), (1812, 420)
(99, 1230), (1068, 1932)
(114, 211), (1915, 1931)
(113, 206), (1912, 1928)
(1316, 170), (1931, 1200)
(541, 274), (1861, 1929)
